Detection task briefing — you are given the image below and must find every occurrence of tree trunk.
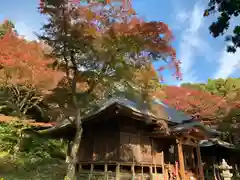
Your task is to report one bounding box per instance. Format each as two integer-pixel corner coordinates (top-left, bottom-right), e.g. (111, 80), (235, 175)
(65, 111), (83, 180)
(66, 141), (71, 164)
(65, 58), (86, 179)
(13, 130), (23, 158)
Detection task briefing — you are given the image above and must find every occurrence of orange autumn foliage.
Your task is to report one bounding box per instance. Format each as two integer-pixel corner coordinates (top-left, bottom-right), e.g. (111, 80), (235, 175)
(161, 86), (240, 125)
(0, 29), (63, 93)
(39, 0), (181, 81)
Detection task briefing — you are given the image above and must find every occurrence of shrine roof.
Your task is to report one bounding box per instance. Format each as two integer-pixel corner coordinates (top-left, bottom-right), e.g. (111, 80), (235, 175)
(27, 97), (220, 139)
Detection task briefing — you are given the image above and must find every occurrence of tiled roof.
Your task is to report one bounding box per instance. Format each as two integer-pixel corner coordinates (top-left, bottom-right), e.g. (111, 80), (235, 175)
(200, 138), (235, 149)
(0, 115), (55, 128)
(32, 97), (220, 139)
(86, 97), (191, 123)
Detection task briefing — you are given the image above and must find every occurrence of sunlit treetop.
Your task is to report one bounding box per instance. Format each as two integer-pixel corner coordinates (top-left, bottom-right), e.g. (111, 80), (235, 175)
(0, 28), (63, 92)
(39, 0), (181, 81)
(160, 86), (240, 125)
(0, 20), (16, 37)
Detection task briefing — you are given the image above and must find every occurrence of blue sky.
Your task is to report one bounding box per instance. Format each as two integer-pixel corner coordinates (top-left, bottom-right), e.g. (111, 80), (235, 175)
(0, 0), (239, 86)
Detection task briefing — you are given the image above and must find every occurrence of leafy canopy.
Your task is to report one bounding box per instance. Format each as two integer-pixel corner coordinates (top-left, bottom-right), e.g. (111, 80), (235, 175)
(178, 78), (240, 132)
(0, 27), (62, 91)
(0, 24), (63, 118)
(182, 78), (240, 101)
(204, 0), (240, 53)
(0, 20), (15, 37)
(161, 86), (234, 121)
(39, 0), (181, 112)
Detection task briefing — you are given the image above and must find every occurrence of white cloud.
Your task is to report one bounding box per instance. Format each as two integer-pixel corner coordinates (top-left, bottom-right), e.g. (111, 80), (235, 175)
(15, 21), (37, 40)
(212, 18), (240, 79)
(176, 2), (206, 84)
(237, 61), (240, 69)
(213, 47), (240, 79)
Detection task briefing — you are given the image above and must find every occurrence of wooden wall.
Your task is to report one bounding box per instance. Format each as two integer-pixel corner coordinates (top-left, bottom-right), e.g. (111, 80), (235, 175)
(78, 120), (120, 162)
(119, 132), (164, 165)
(118, 115), (165, 165)
(78, 115), (165, 166)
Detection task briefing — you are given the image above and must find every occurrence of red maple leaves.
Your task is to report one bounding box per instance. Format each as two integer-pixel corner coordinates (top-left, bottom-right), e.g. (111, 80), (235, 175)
(0, 28), (63, 92)
(161, 86), (239, 125)
(39, 0), (181, 80)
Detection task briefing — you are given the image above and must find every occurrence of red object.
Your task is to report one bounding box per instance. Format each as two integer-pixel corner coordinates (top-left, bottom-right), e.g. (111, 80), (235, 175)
(161, 86), (239, 126)
(0, 27), (64, 92)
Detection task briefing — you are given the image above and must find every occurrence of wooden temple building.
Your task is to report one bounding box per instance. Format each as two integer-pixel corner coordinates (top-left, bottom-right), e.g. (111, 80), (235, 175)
(37, 98), (220, 180)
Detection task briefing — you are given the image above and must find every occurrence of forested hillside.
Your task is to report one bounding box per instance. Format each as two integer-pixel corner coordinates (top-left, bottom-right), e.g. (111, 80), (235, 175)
(181, 78), (240, 101)
(159, 78), (240, 143)
(182, 78), (240, 139)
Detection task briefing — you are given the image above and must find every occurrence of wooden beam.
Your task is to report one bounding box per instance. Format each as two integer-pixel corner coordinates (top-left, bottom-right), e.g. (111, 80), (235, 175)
(181, 141), (197, 147)
(177, 139), (185, 180)
(196, 143), (204, 180)
(180, 135), (201, 147)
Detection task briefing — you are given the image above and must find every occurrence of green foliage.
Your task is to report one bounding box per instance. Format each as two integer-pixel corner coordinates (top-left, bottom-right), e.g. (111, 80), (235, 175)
(0, 123), (20, 153)
(1, 158), (65, 180)
(181, 83), (206, 92)
(0, 120), (67, 179)
(0, 122), (65, 157)
(0, 20), (15, 37)
(204, 0), (240, 53)
(204, 78), (240, 98)
(0, 121), (66, 161)
(181, 78), (240, 100)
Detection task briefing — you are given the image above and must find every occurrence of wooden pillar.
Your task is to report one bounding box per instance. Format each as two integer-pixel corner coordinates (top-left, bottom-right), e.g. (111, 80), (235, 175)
(104, 164), (108, 180)
(161, 151), (165, 179)
(196, 143), (204, 180)
(116, 164), (120, 180)
(177, 138), (185, 180)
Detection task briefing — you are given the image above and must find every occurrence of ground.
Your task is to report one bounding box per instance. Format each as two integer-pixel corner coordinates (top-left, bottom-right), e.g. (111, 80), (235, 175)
(0, 152), (66, 180)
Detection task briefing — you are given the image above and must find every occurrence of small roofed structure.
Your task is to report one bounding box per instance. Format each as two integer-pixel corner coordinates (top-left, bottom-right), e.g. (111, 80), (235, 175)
(200, 138), (240, 179)
(35, 98), (220, 180)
